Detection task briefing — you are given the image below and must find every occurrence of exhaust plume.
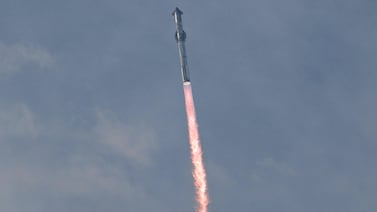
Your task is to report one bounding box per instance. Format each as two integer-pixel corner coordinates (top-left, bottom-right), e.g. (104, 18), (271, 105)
(183, 82), (209, 212)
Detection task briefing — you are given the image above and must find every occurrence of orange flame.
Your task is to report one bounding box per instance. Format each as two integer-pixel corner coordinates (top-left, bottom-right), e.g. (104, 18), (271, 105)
(183, 82), (209, 212)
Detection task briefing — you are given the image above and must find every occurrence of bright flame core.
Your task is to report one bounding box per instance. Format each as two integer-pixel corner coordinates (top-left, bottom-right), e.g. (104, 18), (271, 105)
(183, 82), (209, 212)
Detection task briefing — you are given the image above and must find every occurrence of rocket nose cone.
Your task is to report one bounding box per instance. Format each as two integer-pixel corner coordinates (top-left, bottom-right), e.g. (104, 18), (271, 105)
(172, 7), (183, 16)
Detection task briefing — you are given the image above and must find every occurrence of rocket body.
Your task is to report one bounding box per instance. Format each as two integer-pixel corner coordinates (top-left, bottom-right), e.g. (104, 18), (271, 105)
(172, 7), (190, 82)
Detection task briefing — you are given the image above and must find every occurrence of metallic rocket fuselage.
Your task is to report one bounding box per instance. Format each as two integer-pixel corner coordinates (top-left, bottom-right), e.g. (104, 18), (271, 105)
(172, 7), (190, 82)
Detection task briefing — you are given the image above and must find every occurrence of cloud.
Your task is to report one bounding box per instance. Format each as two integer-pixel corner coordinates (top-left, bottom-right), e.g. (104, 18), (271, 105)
(0, 42), (54, 75)
(0, 103), (158, 166)
(94, 110), (158, 166)
(0, 158), (141, 197)
(251, 157), (298, 182)
(207, 161), (234, 187)
(0, 153), (150, 212)
(0, 105), (158, 211)
(0, 104), (40, 140)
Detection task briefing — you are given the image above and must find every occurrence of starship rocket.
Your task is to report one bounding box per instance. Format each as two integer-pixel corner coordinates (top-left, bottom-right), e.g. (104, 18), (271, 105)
(172, 7), (190, 83)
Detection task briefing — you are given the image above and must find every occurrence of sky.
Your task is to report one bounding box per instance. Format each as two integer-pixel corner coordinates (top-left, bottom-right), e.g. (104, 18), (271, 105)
(0, 0), (376, 211)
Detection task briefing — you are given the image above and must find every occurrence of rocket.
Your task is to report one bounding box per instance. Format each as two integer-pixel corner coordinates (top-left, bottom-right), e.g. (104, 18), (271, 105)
(172, 7), (190, 83)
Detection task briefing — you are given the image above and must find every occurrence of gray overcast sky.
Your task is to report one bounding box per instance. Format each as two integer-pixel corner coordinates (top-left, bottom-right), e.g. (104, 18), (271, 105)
(0, 0), (376, 211)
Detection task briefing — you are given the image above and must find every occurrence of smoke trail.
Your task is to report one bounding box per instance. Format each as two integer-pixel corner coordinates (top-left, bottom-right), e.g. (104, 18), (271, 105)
(183, 82), (209, 212)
